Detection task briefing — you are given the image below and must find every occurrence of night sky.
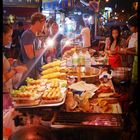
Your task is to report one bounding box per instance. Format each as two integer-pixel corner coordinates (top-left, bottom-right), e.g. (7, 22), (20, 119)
(76, 0), (136, 14)
(105, 0), (135, 12)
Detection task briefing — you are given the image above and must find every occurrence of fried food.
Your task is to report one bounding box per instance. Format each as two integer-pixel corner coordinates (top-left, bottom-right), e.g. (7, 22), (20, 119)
(26, 77), (41, 85)
(79, 99), (91, 112)
(41, 72), (61, 79)
(42, 60), (61, 70)
(41, 72), (66, 80)
(90, 98), (113, 113)
(96, 85), (114, 94)
(42, 79), (63, 102)
(42, 87), (62, 101)
(65, 92), (77, 110)
(41, 67), (61, 75)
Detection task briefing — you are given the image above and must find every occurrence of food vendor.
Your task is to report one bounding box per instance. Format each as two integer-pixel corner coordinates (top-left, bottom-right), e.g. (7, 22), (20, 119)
(104, 26), (126, 69)
(72, 17), (91, 49)
(3, 24), (27, 92)
(121, 15), (138, 100)
(20, 12), (46, 77)
(126, 14), (138, 67)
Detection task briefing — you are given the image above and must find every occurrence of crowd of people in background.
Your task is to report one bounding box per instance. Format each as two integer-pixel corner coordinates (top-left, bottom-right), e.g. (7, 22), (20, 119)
(3, 12), (137, 94)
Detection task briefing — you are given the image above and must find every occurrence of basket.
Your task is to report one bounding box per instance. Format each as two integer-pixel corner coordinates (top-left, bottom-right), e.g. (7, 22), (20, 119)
(112, 67), (132, 84)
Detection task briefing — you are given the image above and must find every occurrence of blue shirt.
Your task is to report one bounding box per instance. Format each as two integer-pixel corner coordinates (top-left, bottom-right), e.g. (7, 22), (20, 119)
(20, 29), (40, 64)
(20, 29), (41, 79)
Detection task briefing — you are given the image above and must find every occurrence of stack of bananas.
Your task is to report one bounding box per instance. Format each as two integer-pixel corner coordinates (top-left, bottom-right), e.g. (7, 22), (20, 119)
(41, 60), (67, 80)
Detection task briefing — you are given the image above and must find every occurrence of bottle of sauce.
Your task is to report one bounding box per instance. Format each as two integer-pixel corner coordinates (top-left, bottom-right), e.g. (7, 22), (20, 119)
(85, 51), (91, 75)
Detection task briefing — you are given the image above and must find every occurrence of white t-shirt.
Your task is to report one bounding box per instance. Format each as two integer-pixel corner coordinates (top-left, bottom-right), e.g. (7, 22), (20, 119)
(81, 27), (91, 48)
(128, 32), (138, 48)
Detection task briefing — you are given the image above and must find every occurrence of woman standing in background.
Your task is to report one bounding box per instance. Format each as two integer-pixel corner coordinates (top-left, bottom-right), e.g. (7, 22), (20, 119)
(104, 26), (126, 69)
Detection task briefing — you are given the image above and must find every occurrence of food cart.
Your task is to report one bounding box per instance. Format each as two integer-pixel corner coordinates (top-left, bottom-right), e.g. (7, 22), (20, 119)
(3, 44), (125, 140)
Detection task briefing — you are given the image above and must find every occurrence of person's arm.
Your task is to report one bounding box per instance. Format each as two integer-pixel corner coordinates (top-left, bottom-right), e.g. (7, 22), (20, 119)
(117, 38), (127, 55)
(23, 44), (34, 59)
(126, 35), (131, 46)
(35, 48), (44, 57)
(118, 47), (136, 55)
(22, 33), (44, 59)
(126, 47), (137, 55)
(72, 34), (82, 41)
(104, 38), (110, 51)
(4, 69), (16, 82)
(126, 47), (135, 51)
(126, 49), (137, 56)
(4, 65), (27, 82)
(24, 44), (44, 59)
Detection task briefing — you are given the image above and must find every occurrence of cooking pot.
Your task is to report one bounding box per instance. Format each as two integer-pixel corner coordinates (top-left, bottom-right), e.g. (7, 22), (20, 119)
(9, 125), (56, 140)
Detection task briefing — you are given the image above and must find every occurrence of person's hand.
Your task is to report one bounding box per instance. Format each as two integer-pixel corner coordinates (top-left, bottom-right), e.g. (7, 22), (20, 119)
(110, 50), (117, 55)
(89, 48), (94, 56)
(8, 58), (15, 65)
(104, 50), (110, 55)
(120, 48), (127, 54)
(105, 50), (116, 56)
(14, 66), (27, 73)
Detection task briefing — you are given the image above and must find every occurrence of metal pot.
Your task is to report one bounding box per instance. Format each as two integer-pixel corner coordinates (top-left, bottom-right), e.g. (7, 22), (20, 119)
(9, 125), (56, 140)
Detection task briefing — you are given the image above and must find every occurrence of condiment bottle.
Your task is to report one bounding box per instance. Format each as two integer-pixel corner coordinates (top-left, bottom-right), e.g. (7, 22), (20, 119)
(66, 56), (72, 67)
(72, 51), (78, 67)
(85, 51), (91, 75)
(85, 51), (91, 67)
(79, 51), (85, 66)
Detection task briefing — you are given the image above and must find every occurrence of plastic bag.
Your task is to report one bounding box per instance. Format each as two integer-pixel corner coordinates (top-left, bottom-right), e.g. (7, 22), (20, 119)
(3, 108), (15, 139)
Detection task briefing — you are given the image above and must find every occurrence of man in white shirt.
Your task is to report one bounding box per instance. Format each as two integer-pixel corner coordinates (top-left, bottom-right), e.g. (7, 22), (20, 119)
(126, 14), (138, 67)
(128, 31), (137, 49)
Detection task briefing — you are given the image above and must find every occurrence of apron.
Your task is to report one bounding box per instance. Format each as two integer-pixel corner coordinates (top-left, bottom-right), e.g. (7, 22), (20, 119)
(108, 44), (122, 69)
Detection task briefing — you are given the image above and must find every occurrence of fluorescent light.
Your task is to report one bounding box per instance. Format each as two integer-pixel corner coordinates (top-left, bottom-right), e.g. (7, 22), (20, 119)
(105, 7), (112, 12)
(58, 0), (62, 4)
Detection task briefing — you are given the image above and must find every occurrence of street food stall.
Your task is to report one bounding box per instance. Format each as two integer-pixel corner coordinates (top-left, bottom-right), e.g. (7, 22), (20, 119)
(3, 44), (126, 140)
(3, 0), (138, 140)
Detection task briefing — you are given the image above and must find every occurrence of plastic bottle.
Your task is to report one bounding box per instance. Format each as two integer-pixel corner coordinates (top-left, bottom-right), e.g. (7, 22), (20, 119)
(79, 51), (85, 66)
(85, 51), (91, 67)
(72, 52), (78, 67)
(84, 51), (91, 75)
(66, 56), (73, 67)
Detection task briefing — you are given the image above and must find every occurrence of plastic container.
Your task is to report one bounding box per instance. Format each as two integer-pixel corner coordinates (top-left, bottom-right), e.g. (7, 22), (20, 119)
(85, 51), (91, 67)
(79, 51), (85, 66)
(72, 52), (78, 67)
(66, 56), (73, 67)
